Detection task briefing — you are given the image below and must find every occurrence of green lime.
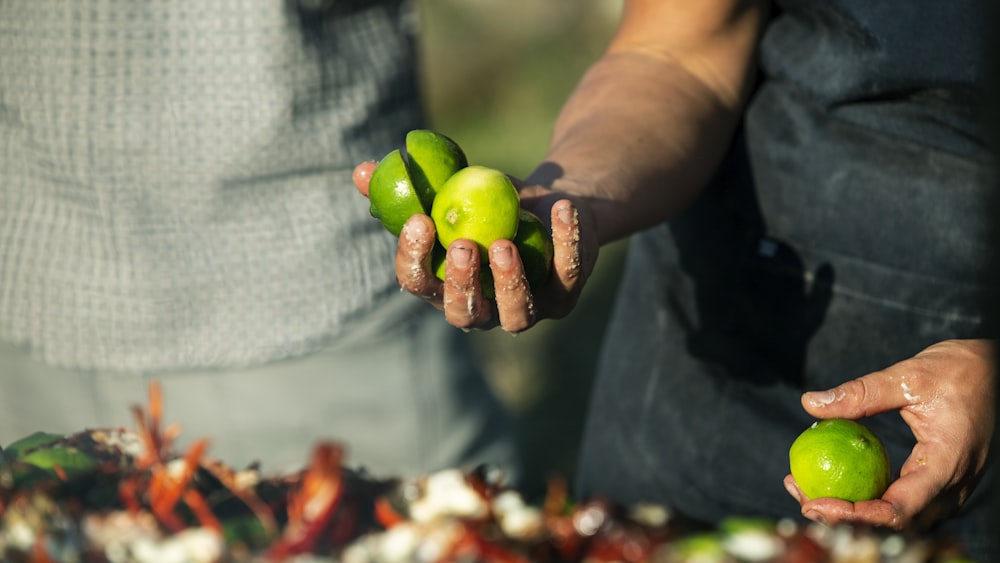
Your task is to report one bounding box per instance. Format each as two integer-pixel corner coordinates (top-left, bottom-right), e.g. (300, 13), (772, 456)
(368, 130), (468, 237)
(670, 532), (727, 562)
(368, 149), (428, 236)
(405, 129), (467, 201)
(432, 210), (551, 298)
(430, 165), (520, 259)
(789, 418), (891, 502)
(718, 516), (775, 535)
(513, 209), (554, 292)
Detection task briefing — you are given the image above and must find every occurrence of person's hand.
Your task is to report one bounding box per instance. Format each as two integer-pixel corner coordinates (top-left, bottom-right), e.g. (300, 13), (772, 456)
(783, 339), (995, 531)
(352, 161), (599, 333)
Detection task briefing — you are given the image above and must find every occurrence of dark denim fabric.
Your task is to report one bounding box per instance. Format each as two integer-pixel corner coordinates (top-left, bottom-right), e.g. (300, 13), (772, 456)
(576, 1), (996, 560)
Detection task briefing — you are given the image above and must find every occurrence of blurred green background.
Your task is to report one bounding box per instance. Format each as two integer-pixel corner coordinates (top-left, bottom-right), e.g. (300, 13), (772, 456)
(415, 0), (629, 498)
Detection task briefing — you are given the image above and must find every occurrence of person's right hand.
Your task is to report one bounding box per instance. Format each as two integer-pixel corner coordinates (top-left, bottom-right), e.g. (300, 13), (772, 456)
(782, 339), (996, 532)
(353, 162), (598, 333)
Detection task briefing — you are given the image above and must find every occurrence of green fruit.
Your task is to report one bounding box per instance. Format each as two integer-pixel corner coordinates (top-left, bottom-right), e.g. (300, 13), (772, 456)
(368, 130), (468, 236)
(789, 419), (891, 502)
(431, 244), (448, 281)
(513, 210), (554, 292)
(404, 129), (468, 201)
(430, 166), (520, 259)
(368, 149), (427, 237)
(670, 532), (726, 562)
(432, 210), (552, 298)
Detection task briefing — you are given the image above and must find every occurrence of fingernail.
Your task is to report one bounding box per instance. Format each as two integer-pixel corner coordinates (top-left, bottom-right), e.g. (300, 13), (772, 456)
(805, 390), (838, 408)
(491, 246), (512, 268)
(557, 204), (574, 226)
(804, 510), (827, 525)
(451, 246), (472, 268)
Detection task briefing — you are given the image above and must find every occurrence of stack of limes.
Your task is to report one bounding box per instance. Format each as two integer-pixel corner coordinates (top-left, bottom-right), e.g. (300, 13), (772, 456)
(367, 130), (554, 296)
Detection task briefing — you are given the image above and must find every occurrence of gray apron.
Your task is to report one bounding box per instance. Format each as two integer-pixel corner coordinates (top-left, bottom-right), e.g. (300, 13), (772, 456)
(576, 1), (996, 559)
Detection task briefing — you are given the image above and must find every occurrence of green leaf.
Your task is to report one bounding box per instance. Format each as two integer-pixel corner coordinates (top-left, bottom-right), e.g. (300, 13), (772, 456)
(21, 446), (99, 478)
(4, 431), (64, 459)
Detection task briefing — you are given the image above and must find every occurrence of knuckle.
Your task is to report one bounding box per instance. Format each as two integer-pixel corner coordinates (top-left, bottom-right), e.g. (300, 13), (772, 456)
(852, 378), (872, 405)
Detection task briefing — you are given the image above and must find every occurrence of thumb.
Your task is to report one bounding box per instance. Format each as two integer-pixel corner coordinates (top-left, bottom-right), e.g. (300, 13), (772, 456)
(353, 161), (377, 197)
(801, 369), (909, 419)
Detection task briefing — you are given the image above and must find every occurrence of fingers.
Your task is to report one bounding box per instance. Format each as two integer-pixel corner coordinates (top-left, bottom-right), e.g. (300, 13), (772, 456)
(877, 449), (949, 528)
(392, 196), (591, 333)
(490, 240), (535, 333)
(394, 216), (500, 330)
(547, 200), (586, 307)
(797, 462), (944, 531)
(353, 161), (377, 197)
(801, 339), (996, 421)
(783, 474), (805, 504)
(801, 498), (903, 529)
(396, 215), (443, 304)
(488, 198), (589, 331)
(393, 215), (541, 332)
(800, 367), (914, 420)
(441, 241), (498, 330)
(784, 473), (907, 529)
(785, 441), (953, 531)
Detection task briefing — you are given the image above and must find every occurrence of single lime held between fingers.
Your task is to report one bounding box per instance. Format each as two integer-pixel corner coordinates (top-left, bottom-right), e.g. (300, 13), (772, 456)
(368, 130), (468, 236)
(789, 418), (891, 502)
(431, 165), (520, 258)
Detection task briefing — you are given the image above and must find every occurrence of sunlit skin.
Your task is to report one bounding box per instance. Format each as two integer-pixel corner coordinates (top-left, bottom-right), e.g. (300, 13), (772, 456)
(353, 0), (995, 534)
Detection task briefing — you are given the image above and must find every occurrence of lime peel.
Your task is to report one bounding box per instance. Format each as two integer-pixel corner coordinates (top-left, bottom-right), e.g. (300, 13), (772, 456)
(430, 166), (520, 258)
(789, 418), (891, 502)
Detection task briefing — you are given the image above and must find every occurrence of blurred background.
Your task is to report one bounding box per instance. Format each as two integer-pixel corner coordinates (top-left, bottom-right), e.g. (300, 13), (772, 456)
(415, 0), (628, 498)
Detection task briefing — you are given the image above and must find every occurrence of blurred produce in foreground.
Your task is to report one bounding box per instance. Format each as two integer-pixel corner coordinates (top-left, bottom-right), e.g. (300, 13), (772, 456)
(416, 0), (627, 498)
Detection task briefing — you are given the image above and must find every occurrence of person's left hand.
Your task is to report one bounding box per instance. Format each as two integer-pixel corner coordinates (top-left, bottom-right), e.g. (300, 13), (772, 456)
(783, 339), (995, 531)
(352, 161), (597, 333)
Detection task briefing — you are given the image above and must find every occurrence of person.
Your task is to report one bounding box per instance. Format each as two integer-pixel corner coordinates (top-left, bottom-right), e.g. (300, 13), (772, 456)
(0, 0), (521, 483)
(354, 0), (997, 558)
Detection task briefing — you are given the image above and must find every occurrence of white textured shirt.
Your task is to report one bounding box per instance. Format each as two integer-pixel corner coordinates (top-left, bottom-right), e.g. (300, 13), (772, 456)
(0, 0), (420, 371)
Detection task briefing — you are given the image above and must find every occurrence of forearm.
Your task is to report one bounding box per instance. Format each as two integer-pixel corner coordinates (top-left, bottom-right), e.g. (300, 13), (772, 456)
(526, 0), (768, 245)
(527, 54), (743, 244)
